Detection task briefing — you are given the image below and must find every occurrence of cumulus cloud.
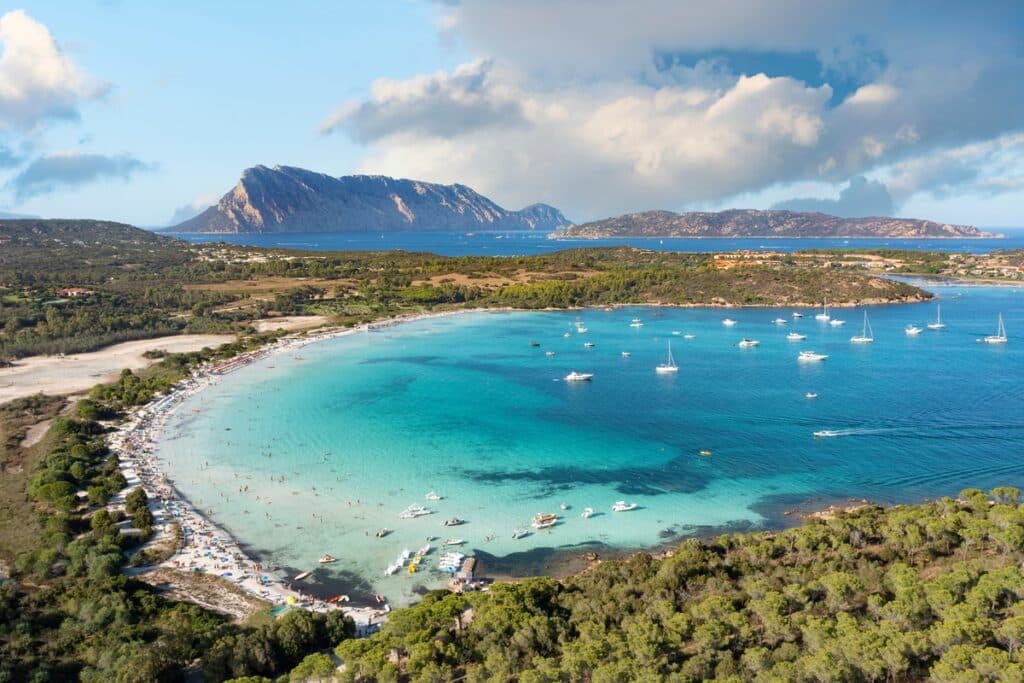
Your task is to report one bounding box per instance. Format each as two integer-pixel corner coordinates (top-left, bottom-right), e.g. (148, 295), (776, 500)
(885, 133), (1024, 202)
(0, 10), (110, 131)
(772, 175), (894, 217)
(321, 1), (1024, 219)
(9, 151), (154, 200)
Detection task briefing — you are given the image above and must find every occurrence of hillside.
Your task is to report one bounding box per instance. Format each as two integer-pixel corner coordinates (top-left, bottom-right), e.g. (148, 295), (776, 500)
(557, 209), (995, 239)
(169, 165), (571, 234)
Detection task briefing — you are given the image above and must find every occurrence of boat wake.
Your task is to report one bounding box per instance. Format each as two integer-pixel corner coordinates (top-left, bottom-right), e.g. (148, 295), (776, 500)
(813, 427), (902, 438)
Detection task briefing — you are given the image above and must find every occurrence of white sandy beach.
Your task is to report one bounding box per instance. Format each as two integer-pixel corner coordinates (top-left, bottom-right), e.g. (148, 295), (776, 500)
(0, 334), (235, 404)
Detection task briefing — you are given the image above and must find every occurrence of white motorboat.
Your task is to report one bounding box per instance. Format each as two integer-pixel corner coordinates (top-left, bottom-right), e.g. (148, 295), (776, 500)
(983, 313), (1008, 344)
(798, 350), (828, 362)
(564, 371), (593, 381)
(850, 311), (874, 343)
(773, 318), (788, 325)
(738, 339), (759, 348)
(905, 325), (922, 336)
(829, 319), (846, 327)
(443, 538), (466, 546)
(629, 318), (644, 328)
(546, 351), (555, 357)
(813, 430), (839, 438)
(531, 513), (558, 529)
(563, 332), (571, 338)
(576, 326), (588, 333)
(581, 507), (594, 519)
(805, 392), (818, 399)
(318, 554), (337, 564)
(417, 543), (431, 556)
(683, 333), (695, 339)
(722, 318), (737, 326)
(621, 351), (631, 357)
(792, 311), (804, 318)
(612, 501), (638, 512)
(399, 504), (433, 519)
(786, 332), (807, 341)
(927, 304), (946, 330)
(442, 517), (465, 527)
(425, 491), (442, 501)
(814, 300), (830, 321)
(512, 527), (529, 539)
(384, 563), (400, 576)
(655, 342), (678, 374)
(583, 341), (595, 348)
(671, 330), (682, 336)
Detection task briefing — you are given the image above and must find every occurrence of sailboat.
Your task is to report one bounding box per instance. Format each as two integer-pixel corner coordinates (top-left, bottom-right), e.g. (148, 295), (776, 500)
(656, 342), (678, 374)
(927, 304), (946, 330)
(814, 299), (830, 321)
(983, 313), (1007, 344)
(850, 311), (874, 343)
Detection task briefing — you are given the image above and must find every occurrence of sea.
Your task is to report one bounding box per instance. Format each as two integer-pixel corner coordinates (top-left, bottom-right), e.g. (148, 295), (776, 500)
(156, 278), (1024, 606)
(165, 229), (1024, 257)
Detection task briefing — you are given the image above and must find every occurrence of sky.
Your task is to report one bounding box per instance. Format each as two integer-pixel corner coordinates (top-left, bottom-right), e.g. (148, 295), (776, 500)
(0, 1), (1022, 227)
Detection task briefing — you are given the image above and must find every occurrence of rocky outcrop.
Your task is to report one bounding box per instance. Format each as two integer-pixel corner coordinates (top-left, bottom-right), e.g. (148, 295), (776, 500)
(556, 209), (996, 239)
(170, 165), (570, 234)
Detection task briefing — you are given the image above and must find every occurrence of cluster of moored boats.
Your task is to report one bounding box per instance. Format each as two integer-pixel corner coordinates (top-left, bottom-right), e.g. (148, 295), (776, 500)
(557, 303), (1008, 382)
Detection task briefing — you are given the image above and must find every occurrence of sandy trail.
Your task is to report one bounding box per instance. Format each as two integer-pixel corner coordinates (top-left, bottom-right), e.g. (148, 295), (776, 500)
(0, 335), (234, 404)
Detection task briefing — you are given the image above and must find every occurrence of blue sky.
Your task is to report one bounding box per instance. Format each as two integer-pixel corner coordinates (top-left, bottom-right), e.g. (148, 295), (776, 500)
(1, 1), (1023, 227)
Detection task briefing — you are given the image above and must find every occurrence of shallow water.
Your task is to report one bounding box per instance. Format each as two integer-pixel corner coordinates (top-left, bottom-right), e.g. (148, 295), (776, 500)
(157, 280), (1024, 605)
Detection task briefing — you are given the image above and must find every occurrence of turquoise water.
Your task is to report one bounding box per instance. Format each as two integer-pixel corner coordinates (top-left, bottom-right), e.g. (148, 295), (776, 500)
(157, 280), (1024, 605)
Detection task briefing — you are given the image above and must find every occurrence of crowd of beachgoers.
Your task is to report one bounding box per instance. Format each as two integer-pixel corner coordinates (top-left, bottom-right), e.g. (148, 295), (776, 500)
(107, 317), (458, 632)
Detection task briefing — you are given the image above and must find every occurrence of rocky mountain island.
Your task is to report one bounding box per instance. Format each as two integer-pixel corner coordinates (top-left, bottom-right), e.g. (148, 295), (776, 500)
(169, 165), (569, 234)
(556, 209), (996, 239)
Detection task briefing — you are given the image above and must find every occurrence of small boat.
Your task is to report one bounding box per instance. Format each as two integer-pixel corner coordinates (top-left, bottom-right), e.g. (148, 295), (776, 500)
(564, 371), (593, 382)
(798, 350), (828, 362)
(983, 313), (1008, 344)
(813, 430), (839, 438)
(792, 311), (804, 318)
(531, 513), (558, 529)
(326, 594), (349, 603)
(399, 504), (433, 519)
(560, 502), (569, 510)
(375, 528), (390, 538)
(577, 326), (589, 333)
(621, 351), (631, 357)
(738, 339), (759, 348)
(425, 491), (442, 501)
(927, 304), (946, 330)
(683, 333), (695, 339)
(656, 342), (679, 373)
(805, 392), (818, 399)
(786, 332), (806, 341)
(318, 554), (337, 564)
(814, 300), (830, 321)
(384, 564), (399, 576)
(583, 341), (595, 348)
(722, 318), (737, 326)
(629, 318), (644, 328)
(443, 517), (465, 527)
(546, 351), (555, 357)
(612, 501), (638, 512)
(418, 543), (431, 556)
(905, 325), (922, 336)
(512, 527), (529, 539)
(699, 450), (712, 457)
(293, 570), (313, 581)
(773, 318), (788, 325)
(671, 330), (681, 336)
(443, 538), (466, 546)
(563, 332), (571, 338)
(829, 319), (846, 327)
(529, 341), (540, 347)
(581, 507), (594, 519)
(850, 311), (874, 344)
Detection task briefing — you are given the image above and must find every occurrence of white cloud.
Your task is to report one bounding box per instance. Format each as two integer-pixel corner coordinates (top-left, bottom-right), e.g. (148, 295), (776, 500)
(8, 150), (153, 200)
(0, 10), (110, 131)
(844, 84), (899, 106)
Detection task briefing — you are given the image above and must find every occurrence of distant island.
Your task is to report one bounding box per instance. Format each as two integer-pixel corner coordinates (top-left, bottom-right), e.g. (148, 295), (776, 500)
(167, 165), (570, 234)
(555, 209), (997, 239)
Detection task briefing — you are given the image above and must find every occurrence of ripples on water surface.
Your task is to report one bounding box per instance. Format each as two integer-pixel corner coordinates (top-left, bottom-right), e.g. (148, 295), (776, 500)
(158, 279), (1023, 604)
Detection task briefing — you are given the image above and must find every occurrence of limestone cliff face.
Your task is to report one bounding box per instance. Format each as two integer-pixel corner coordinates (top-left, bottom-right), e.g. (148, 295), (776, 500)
(171, 165), (570, 233)
(556, 209), (995, 239)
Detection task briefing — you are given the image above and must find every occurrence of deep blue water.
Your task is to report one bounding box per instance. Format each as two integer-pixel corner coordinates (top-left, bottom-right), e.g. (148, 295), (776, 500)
(157, 278), (1024, 604)
(166, 230), (1024, 257)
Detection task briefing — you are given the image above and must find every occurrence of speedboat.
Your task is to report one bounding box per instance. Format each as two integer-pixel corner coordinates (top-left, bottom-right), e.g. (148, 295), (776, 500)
(581, 507), (594, 519)
(563, 332), (571, 338)
(529, 341), (540, 347)
(443, 517), (465, 527)
(443, 538), (466, 546)
(375, 528), (390, 538)
(576, 326), (588, 333)
(546, 351), (555, 357)
(805, 392), (818, 399)
(829, 319), (846, 327)
(683, 333), (695, 339)
(905, 325), (922, 336)
(612, 501), (638, 512)
(786, 332), (807, 341)
(722, 318), (737, 326)
(629, 318), (644, 328)
(399, 504), (433, 519)
(512, 527), (529, 539)
(531, 513), (558, 529)
(621, 351), (631, 357)
(583, 341), (595, 348)
(671, 330), (681, 336)
(699, 450), (712, 457)
(738, 339), (759, 348)
(564, 371), (593, 382)
(813, 430), (839, 438)
(560, 502), (569, 510)
(425, 491), (442, 501)
(798, 350), (828, 362)
(792, 312), (804, 318)
(773, 318), (788, 325)
(318, 554), (337, 564)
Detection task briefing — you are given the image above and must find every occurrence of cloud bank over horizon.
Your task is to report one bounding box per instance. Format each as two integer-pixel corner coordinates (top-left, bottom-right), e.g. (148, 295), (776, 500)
(321, 0), (1024, 222)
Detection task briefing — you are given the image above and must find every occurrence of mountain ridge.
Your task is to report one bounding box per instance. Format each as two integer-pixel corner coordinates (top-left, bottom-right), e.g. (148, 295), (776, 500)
(168, 165), (570, 234)
(555, 209), (997, 239)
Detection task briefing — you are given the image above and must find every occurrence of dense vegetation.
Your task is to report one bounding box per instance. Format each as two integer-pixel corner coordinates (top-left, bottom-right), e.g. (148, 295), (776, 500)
(335, 490), (1024, 682)
(1, 219), (930, 361)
